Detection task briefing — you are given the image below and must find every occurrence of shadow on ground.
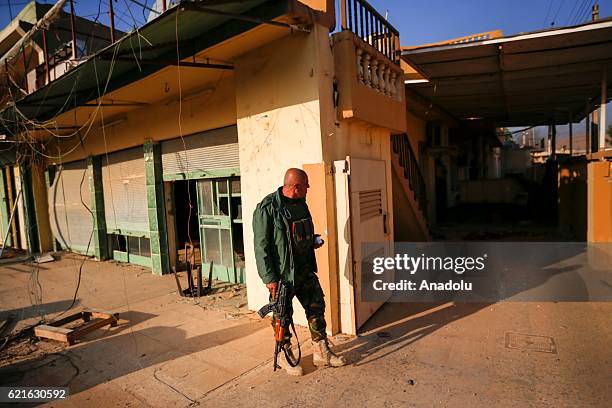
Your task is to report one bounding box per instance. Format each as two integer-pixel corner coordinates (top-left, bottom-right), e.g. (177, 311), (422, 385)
(0, 309), (266, 397)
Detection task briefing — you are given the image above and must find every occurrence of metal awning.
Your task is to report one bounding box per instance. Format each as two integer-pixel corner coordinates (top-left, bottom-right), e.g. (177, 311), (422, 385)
(401, 18), (612, 126)
(0, 0), (294, 136)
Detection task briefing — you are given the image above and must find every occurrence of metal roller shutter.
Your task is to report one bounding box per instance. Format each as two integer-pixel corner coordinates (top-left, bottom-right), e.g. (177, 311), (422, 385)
(48, 160), (94, 254)
(102, 147), (149, 234)
(161, 126), (239, 176)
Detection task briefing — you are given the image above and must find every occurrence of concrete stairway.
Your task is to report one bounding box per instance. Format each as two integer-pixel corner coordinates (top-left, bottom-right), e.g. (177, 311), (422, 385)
(391, 133), (430, 241)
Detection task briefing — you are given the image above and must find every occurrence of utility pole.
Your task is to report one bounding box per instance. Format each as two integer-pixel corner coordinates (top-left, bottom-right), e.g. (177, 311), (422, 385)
(109, 0), (116, 43)
(69, 0), (77, 59)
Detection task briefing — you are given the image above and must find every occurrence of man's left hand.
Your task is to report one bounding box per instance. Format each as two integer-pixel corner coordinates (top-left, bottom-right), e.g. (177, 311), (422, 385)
(314, 234), (324, 249)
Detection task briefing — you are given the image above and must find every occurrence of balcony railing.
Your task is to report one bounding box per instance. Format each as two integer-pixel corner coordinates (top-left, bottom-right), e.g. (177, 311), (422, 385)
(340, 0), (400, 63)
(332, 30), (406, 132)
(355, 41), (401, 100)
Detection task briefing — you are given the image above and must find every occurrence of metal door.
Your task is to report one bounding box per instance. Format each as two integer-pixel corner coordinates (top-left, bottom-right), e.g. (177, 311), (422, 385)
(197, 177), (242, 283)
(48, 160), (93, 255)
(335, 157), (393, 334)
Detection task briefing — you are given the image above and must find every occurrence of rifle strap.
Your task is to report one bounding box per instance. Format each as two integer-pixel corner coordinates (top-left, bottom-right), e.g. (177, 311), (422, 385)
(284, 320), (302, 367)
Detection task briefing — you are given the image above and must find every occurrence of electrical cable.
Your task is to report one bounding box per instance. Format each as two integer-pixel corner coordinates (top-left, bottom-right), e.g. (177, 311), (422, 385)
(542, 0), (555, 27)
(570, 0), (589, 25)
(550, 0), (565, 26)
(0, 0), (122, 338)
(565, 0), (582, 25)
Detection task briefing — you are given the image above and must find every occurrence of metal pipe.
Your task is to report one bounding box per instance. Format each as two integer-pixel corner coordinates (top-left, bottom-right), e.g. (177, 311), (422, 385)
(599, 69), (607, 152)
(69, 0), (77, 59)
(109, 0), (116, 43)
(162, 0), (166, 13)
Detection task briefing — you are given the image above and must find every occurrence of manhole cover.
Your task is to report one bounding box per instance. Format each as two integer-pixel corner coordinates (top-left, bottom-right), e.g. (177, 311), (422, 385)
(505, 332), (557, 354)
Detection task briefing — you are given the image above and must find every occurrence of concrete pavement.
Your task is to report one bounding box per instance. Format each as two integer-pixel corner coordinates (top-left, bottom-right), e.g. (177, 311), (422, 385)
(0, 253), (610, 407)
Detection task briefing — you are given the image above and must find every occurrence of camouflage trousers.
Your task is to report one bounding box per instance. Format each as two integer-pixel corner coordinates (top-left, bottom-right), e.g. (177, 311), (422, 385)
(271, 272), (327, 342)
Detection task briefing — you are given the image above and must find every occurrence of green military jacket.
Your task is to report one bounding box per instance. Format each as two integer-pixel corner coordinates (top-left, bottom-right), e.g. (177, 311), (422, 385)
(252, 187), (318, 284)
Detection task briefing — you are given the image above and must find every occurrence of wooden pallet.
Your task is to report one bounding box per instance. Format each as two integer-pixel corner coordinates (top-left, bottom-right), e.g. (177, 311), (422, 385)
(34, 309), (119, 345)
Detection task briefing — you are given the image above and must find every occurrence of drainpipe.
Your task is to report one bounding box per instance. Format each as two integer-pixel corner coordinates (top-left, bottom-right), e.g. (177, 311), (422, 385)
(599, 69), (607, 152)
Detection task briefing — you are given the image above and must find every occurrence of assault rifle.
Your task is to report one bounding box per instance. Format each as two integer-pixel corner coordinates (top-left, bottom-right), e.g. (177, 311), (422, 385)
(257, 280), (301, 371)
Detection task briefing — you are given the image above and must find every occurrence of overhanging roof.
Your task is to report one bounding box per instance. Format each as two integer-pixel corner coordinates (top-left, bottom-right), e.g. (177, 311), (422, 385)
(0, 0), (293, 136)
(401, 18), (612, 126)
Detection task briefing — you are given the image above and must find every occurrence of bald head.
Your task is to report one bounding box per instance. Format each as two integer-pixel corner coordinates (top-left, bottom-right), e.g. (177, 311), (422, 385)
(282, 168), (309, 199)
(284, 168), (307, 187)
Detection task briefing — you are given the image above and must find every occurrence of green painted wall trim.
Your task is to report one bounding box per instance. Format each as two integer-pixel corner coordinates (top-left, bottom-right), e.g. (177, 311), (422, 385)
(44, 167), (58, 252)
(0, 169), (11, 247)
(88, 156), (108, 260)
(19, 165), (39, 255)
(144, 140), (170, 275)
(162, 168), (240, 181)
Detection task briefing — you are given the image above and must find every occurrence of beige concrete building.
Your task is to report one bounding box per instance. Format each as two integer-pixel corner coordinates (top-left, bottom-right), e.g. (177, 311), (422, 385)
(0, 0), (424, 335)
(0, 0), (609, 337)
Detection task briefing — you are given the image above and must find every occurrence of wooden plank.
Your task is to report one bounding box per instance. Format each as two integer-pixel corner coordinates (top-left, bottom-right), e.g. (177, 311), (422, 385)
(83, 309), (118, 319)
(83, 309), (119, 327)
(71, 317), (115, 338)
(35, 310), (119, 345)
(35, 325), (73, 344)
(48, 312), (85, 327)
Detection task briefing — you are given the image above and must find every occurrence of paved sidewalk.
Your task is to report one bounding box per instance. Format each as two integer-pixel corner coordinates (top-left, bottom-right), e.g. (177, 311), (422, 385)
(200, 301), (611, 407)
(0, 253), (308, 407)
(1, 253), (610, 407)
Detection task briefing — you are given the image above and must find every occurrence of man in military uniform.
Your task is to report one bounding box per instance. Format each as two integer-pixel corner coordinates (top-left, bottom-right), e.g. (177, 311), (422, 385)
(253, 168), (346, 376)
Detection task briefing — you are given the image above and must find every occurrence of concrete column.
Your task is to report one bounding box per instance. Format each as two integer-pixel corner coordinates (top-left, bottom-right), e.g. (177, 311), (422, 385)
(87, 156), (108, 260)
(30, 164), (54, 253)
(44, 167), (58, 252)
(144, 140), (170, 275)
(0, 168), (11, 247)
(547, 125), (552, 156)
(551, 124), (557, 161)
(19, 165), (39, 254)
(587, 161), (612, 242)
(585, 102), (591, 153)
(235, 29), (328, 330)
(569, 118), (573, 156)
